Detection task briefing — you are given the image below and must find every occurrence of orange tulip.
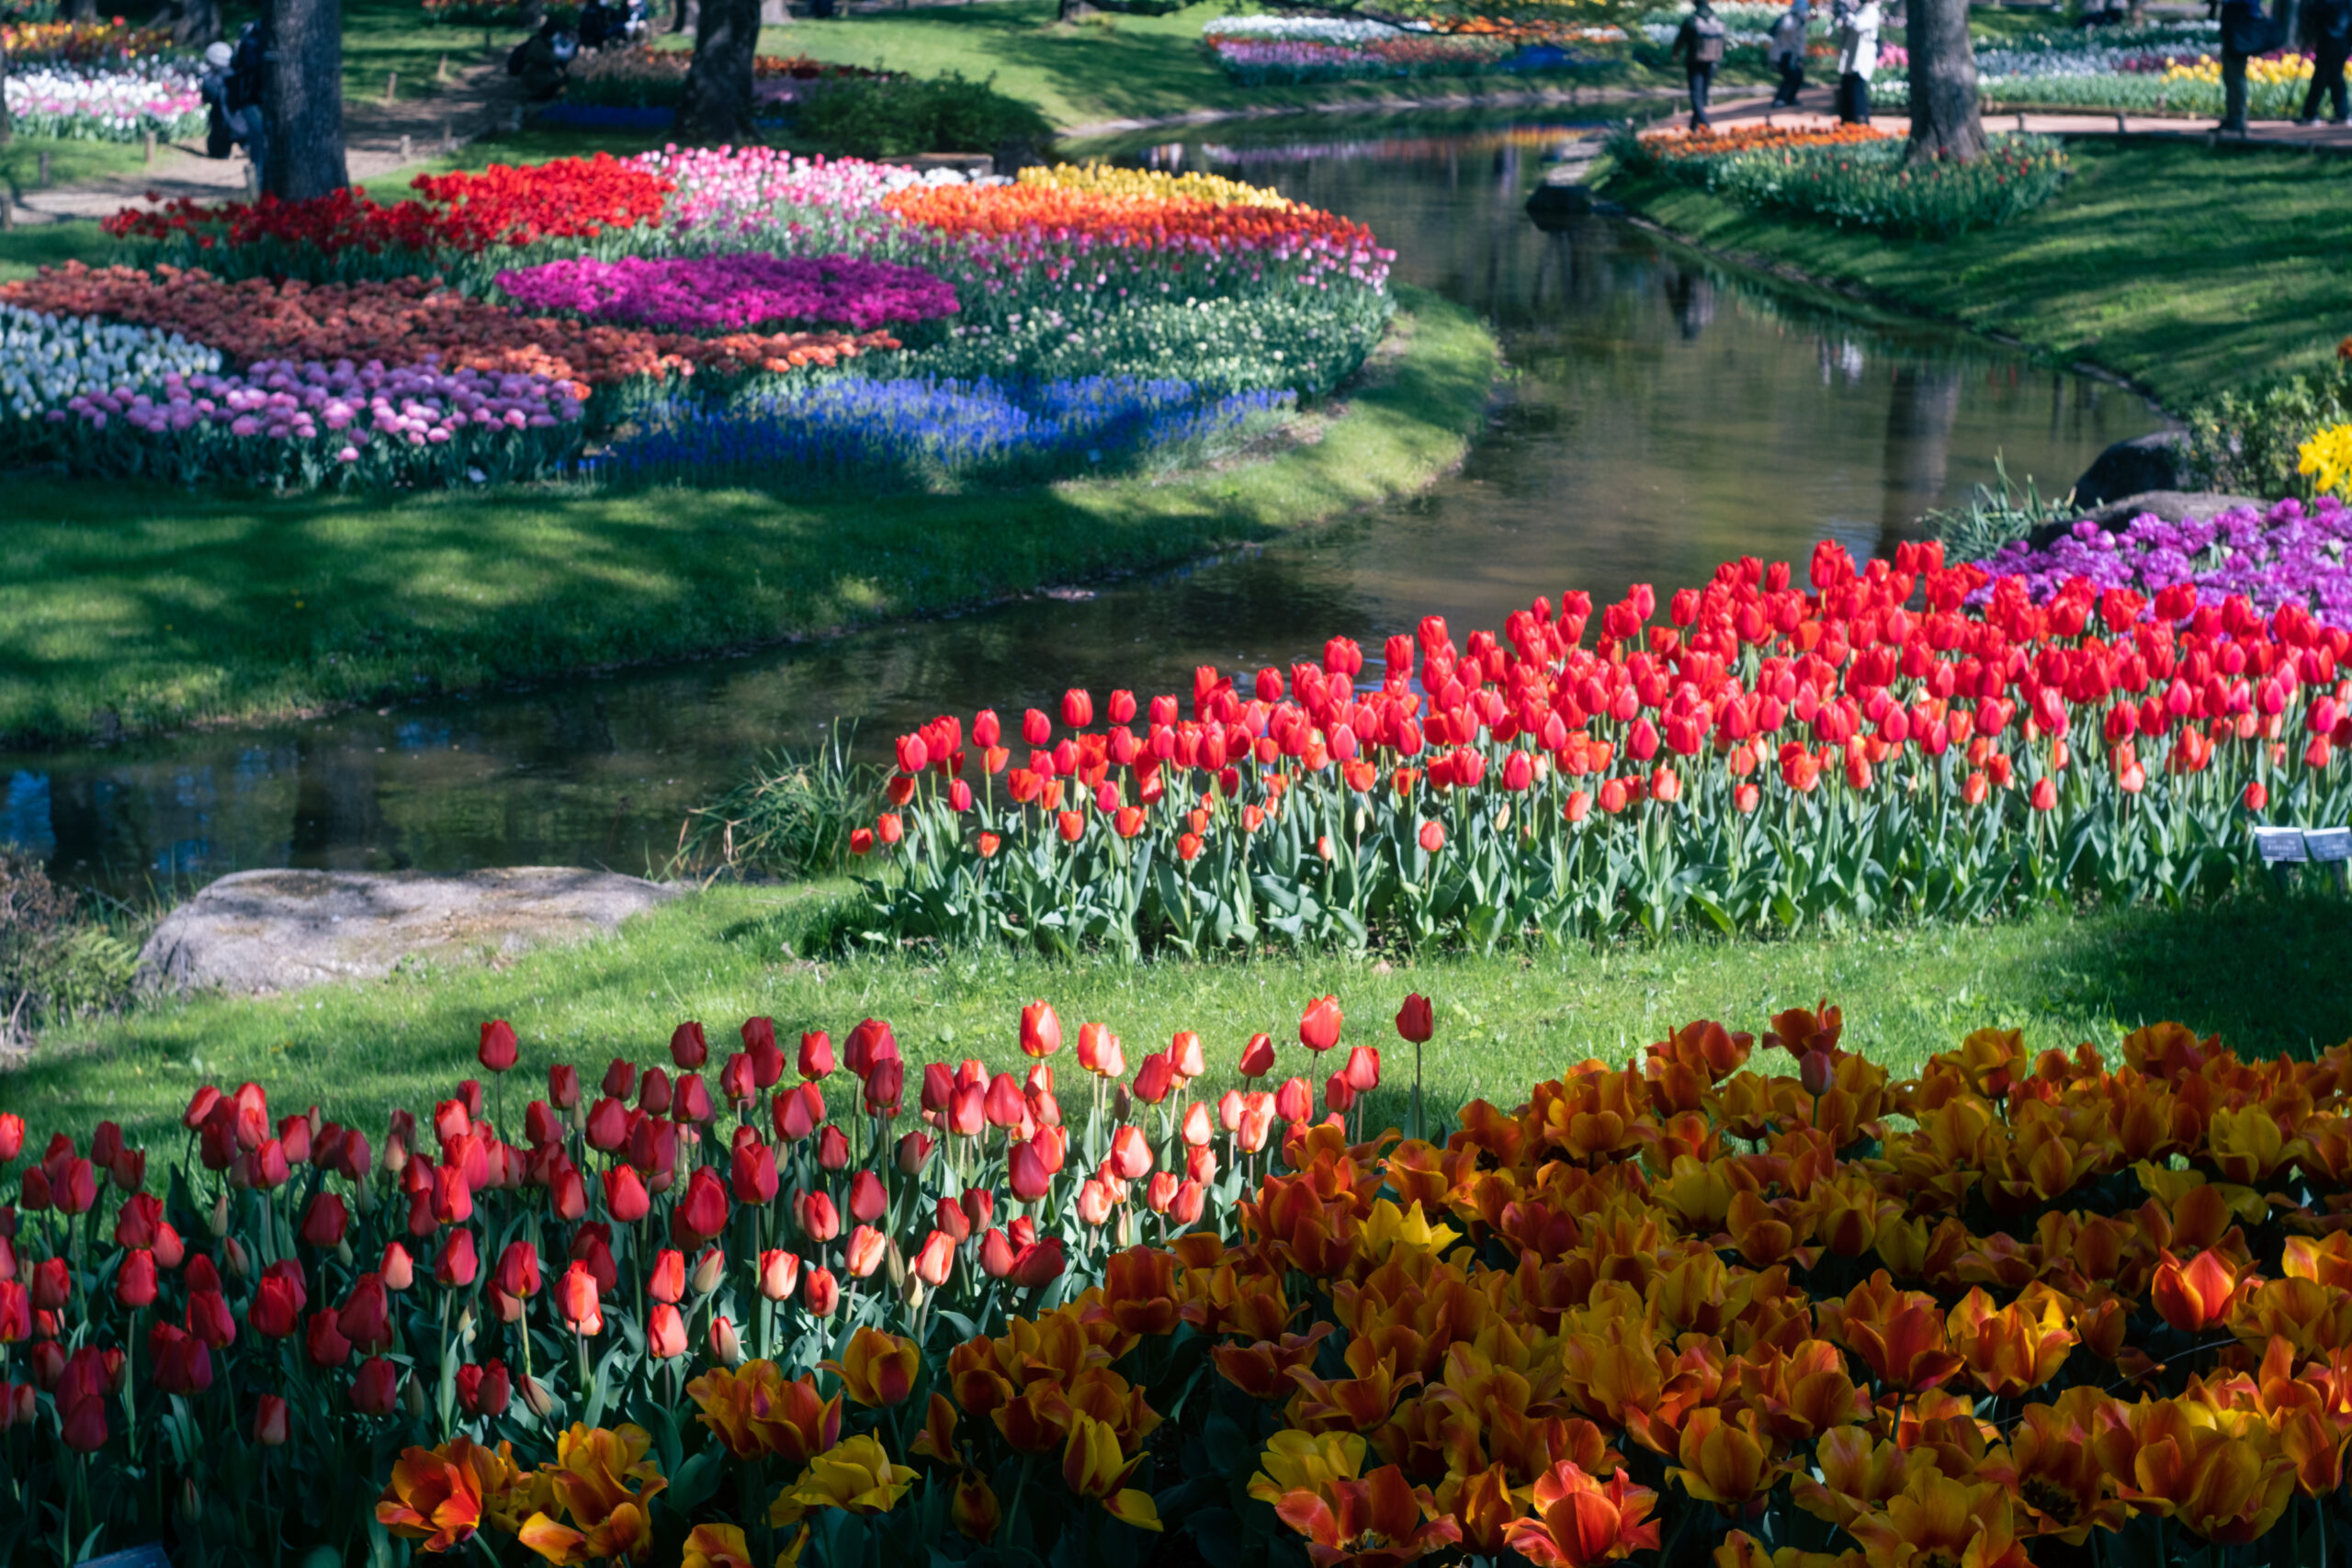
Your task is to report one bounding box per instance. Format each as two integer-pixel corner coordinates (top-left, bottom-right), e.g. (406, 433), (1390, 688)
(1275, 1462), (1461, 1568)
(1947, 1284), (2075, 1398)
(1818, 1272), (1964, 1393)
(1844, 1471), (2031, 1568)
(1669, 1406), (1778, 1510)
(1502, 1463), (1662, 1568)
(375, 1438), (521, 1554)
(2152, 1247), (2251, 1335)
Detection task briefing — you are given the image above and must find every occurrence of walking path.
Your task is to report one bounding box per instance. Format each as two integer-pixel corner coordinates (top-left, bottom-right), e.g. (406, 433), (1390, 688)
(1700, 86), (2352, 150)
(5, 49), (529, 226)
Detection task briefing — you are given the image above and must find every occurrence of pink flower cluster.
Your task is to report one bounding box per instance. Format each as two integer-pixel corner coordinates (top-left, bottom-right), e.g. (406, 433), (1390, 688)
(53, 357), (582, 449)
(492, 252), (958, 333)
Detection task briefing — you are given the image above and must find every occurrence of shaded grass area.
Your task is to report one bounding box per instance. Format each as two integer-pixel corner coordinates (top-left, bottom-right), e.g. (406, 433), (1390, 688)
(0, 219), (111, 284)
(14, 883), (2352, 1142)
(0, 285), (1497, 746)
(1, 137), (161, 203)
(1600, 139), (2352, 412)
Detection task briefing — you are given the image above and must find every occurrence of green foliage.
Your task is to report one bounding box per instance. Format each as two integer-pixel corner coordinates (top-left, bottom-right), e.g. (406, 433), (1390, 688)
(1613, 128), (2072, 240)
(1921, 454), (2078, 563)
(791, 71), (1057, 159)
(2181, 357), (2352, 502)
(0, 846), (138, 1042)
(676, 725), (885, 879)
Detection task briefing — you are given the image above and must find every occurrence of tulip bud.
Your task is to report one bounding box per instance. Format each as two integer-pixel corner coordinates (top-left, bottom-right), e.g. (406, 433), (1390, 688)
(897, 1131), (933, 1174)
(254, 1393), (289, 1447)
(691, 1247), (725, 1297)
(803, 1266), (841, 1318)
(520, 1373), (559, 1419)
(1237, 1032), (1276, 1078)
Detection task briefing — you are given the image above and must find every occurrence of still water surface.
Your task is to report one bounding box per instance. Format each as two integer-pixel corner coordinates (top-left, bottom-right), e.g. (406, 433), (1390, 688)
(4, 116), (2161, 895)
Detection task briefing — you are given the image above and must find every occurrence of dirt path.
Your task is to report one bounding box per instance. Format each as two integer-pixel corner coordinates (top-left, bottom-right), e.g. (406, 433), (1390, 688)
(6, 48), (529, 226)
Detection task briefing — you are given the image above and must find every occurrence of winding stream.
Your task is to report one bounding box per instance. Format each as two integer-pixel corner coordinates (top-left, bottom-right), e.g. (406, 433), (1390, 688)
(4, 113), (2161, 897)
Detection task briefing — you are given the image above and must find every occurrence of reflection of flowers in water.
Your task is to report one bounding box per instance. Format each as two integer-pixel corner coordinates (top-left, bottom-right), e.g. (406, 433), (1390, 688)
(1199, 125), (1593, 166)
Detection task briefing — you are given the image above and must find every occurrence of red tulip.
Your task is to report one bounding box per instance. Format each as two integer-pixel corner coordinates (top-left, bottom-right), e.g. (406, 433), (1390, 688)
(741, 1018), (784, 1088)
(775, 1083), (824, 1142)
(760, 1249), (801, 1301)
(796, 1190), (841, 1244)
(602, 1059), (637, 1100)
(1131, 1053), (1175, 1106)
(150, 1323), (211, 1397)
(671, 1021), (708, 1069)
(984, 1073), (1027, 1129)
(1171, 1031), (1206, 1080)
(300, 1192), (348, 1250)
(306, 1311), (352, 1369)
(1326, 1073), (1357, 1115)
(978, 1228), (1017, 1279)
(1238, 1032), (1277, 1078)
(31, 1257), (69, 1312)
(674, 1168), (729, 1243)
(116, 1249), (157, 1310)
(0, 1280), (26, 1343)
(731, 1141), (778, 1205)
(457, 1361), (509, 1417)
(548, 1064), (582, 1111)
(639, 1066), (673, 1118)
(1021, 999), (1063, 1059)
(603, 1166), (650, 1224)
(850, 828), (875, 855)
(338, 1273), (392, 1353)
(496, 1241), (541, 1301)
(584, 1096), (630, 1153)
(1109, 1125), (1153, 1180)
(1343, 1045), (1382, 1092)
(557, 1262), (603, 1336)
(254, 1393), (289, 1446)
(803, 1266), (841, 1318)
(1396, 994), (1434, 1043)
(0, 1113), (26, 1165)
(435, 1229), (479, 1290)
(914, 1228), (955, 1288)
(1009, 1141), (1051, 1201)
(844, 1225), (886, 1278)
(1275, 1077), (1313, 1122)
(897, 1130), (933, 1174)
(1299, 996), (1343, 1052)
(351, 1355), (399, 1416)
(865, 1057), (904, 1116)
(379, 1243), (413, 1293)
(51, 1157), (97, 1213)
(1012, 1236), (1067, 1290)
(844, 1019), (898, 1078)
(478, 1020), (518, 1074)
(720, 1052), (757, 1108)
(648, 1303), (688, 1359)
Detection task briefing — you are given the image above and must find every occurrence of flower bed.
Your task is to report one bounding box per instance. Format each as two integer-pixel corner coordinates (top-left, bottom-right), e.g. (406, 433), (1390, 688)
(7, 152), (1391, 491)
(11, 996), (2352, 1566)
(0, 18), (178, 64)
(603, 375), (1294, 490)
(3, 59), (206, 142)
(1615, 127), (2070, 240)
(0, 303), (220, 432)
(1203, 13), (1599, 83)
(0, 265), (901, 391)
(493, 253), (961, 334)
(1973, 496), (2352, 629)
(1875, 22), (2312, 118)
(44, 358), (589, 491)
(852, 535), (2352, 953)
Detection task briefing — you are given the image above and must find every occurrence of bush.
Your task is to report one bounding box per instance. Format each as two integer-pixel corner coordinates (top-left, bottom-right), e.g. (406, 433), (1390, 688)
(791, 72), (1056, 162)
(2183, 349), (2352, 501)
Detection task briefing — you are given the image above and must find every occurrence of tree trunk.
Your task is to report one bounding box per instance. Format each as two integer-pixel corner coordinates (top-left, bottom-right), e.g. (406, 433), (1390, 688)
(680, 0), (760, 143)
(164, 0), (224, 46)
(262, 0), (350, 199)
(671, 0), (702, 35)
(1905, 0), (1986, 161)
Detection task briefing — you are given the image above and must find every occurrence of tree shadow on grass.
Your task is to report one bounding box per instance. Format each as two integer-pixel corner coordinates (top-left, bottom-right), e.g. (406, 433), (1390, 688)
(2001, 887), (2352, 1060)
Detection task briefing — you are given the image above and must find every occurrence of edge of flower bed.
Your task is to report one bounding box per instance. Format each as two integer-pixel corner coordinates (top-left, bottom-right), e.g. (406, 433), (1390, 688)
(1594, 164), (2177, 412)
(0, 284), (1501, 749)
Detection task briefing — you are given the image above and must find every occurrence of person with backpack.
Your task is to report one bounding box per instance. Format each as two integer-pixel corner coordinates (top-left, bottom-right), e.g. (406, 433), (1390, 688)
(1768, 2), (1810, 105)
(2298, 0), (2351, 125)
(1836, 0), (1882, 124)
(1672, 0), (1730, 130)
(220, 20), (268, 191)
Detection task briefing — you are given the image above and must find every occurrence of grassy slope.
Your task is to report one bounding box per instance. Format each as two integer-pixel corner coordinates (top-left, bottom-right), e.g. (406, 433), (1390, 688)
(1602, 139), (2352, 412)
(0, 285), (1497, 745)
(15, 885), (2352, 1141)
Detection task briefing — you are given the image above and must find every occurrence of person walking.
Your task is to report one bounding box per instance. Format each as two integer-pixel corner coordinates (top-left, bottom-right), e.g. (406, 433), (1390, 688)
(1672, 0), (1730, 130)
(1769, 1), (1810, 105)
(1837, 0), (1882, 123)
(2299, 0), (2351, 124)
(2212, 0), (2276, 132)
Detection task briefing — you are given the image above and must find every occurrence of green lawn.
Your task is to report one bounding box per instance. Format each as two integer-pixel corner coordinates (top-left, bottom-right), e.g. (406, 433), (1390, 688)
(0, 285), (1497, 747)
(1601, 139), (2352, 412)
(15, 885), (2352, 1143)
(1, 136), (162, 199)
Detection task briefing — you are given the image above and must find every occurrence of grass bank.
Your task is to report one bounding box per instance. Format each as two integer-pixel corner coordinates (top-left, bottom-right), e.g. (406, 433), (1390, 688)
(0, 284), (1497, 747)
(12, 886), (2352, 1141)
(1600, 139), (2352, 411)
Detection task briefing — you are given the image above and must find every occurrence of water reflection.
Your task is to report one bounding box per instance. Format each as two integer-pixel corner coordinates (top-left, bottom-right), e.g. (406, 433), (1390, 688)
(3, 112), (2163, 896)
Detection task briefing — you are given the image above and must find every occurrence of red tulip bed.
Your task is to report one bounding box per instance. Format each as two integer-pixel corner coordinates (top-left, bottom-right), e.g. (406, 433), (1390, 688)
(7, 995), (2352, 1568)
(0, 152), (1393, 492)
(850, 536), (2352, 954)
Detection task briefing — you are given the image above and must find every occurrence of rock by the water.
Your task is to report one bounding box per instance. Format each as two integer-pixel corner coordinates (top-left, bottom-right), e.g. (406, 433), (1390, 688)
(2023, 490), (2270, 550)
(2070, 432), (2188, 509)
(137, 868), (680, 995)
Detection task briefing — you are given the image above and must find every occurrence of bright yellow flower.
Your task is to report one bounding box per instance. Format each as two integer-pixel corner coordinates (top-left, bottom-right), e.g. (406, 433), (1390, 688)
(821, 1326), (922, 1408)
(768, 1434), (917, 1528)
(1248, 1429), (1368, 1506)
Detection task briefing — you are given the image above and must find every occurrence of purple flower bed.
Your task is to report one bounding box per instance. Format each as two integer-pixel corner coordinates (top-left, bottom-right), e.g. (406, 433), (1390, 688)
(492, 252), (960, 333)
(1973, 496), (2352, 629)
(46, 357), (587, 490)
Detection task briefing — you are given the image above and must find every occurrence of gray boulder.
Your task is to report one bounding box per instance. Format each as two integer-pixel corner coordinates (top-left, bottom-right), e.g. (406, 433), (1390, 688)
(137, 867), (680, 995)
(2070, 431), (2189, 509)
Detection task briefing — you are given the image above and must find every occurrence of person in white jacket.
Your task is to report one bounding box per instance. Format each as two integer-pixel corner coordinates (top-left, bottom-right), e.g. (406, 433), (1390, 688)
(1837, 0), (1883, 124)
